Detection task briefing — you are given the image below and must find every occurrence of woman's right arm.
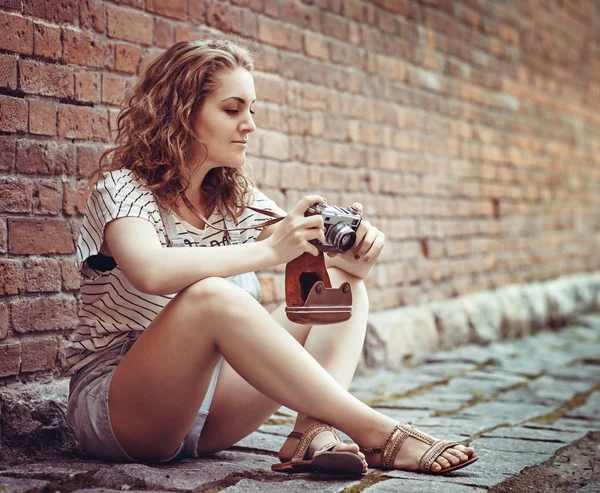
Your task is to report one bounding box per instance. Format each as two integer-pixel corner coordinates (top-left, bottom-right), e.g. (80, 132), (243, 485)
(104, 195), (327, 296)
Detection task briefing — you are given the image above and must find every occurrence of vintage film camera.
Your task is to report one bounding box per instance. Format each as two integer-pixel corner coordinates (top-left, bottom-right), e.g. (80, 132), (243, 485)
(305, 203), (363, 254)
(285, 203), (363, 325)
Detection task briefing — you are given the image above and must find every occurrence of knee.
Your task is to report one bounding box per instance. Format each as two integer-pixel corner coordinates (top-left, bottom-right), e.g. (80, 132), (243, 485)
(180, 277), (244, 315)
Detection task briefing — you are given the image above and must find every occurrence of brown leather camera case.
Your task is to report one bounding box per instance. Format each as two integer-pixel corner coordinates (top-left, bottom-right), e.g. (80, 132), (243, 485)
(285, 252), (352, 324)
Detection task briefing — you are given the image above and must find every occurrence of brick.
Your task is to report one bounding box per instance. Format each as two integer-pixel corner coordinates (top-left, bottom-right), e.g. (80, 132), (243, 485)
(0, 54), (17, 90)
(258, 16), (288, 48)
(147, 0), (186, 20)
(11, 295), (78, 333)
(0, 303), (8, 340)
(8, 218), (74, 254)
(0, 136), (15, 172)
(79, 0), (105, 32)
(21, 337), (58, 372)
(304, 33), (330, 61)
(102, 74), (131, 106)
(33, 23), (61, 60)
(75, 71), (101, 103)
(107, 4), (153, 45)
(29, 100), (57, 136)
(62, 29), (114, 69)
(0, 0), (21, 9)
(188, 0), (206, 22)
(18, 60), (74, 99)
(0, 95), (28, 133)
(60, 257), (80, 290)
(16, 139), (74, 175)
(0, 344), (20, 377)
(206, 0), (242, 33)
(0, 259), (25, 295)
(58, 105), (109, 141)
(34, 179), (62, 215)
(115, 43), (142, 73)
(24, 258), (61, 293)
(63, 179), (90, 215)
(0, 12), (33, 55)
(0, 177), (32, 213)
(23, 0), (77, 23)
(261, 131), (290, 160)
(76, 144), (105, 178)
(0, 220), (6, 253)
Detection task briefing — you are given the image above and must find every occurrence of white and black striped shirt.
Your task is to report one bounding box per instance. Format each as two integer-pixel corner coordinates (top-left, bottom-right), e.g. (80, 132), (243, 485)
(65, 169), (285, 375)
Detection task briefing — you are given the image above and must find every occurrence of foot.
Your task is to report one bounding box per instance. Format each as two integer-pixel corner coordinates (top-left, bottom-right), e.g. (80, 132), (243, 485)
(278, 419), (368, 472)
(361, 422), (476, 473)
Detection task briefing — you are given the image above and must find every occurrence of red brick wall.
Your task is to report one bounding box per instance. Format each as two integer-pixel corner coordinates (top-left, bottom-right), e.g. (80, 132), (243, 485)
(1, 0), (599, 379)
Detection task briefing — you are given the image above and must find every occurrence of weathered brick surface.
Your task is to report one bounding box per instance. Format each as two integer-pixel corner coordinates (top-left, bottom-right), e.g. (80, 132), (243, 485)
(28, 100), (57, 136)
(0, 344), (20, 377)
(20, 337), (58, 372)
(0, 11), (33, 54)
(0, 0), (598, 379)
(58, 105), (109, 141)
(16, 140), (74, 175)
(11, 295), (78, 334)
(0, 95), (28, 133)
(8, 219), (74, 254)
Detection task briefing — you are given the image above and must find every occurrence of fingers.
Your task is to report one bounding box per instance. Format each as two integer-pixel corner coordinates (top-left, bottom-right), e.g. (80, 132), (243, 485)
(290, 195), (327, 217)
(353, 221), (385, 262)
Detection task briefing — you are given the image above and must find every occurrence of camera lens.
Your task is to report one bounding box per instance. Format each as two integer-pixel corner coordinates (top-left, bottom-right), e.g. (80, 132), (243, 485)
(326, 223), (356, 251)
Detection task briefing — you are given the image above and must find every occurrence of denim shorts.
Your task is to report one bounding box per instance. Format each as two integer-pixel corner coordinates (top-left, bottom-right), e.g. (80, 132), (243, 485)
(66, 333), (223, 462)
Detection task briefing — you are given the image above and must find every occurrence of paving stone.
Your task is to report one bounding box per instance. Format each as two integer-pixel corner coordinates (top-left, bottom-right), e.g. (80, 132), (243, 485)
(234, 431), (286, 454)
(420, 344), (498, 365)
(221, 477), (361, 492)
(0, 459), (110, 479)
(543, 418), (600, 432)
(365, 477), (487, 492)
(258, 423), (294, 437)
(90, 452), (278, 491)
(383, 448), (546, 487)
(470, 437), (565, 454)
(377, 394), (466, 413)
(0, 476), (50, 493)
(415, 361), (478, 378)
(564, 391), (600, 420)
(485, 425), (586, 443)
(448, 401), (550, 429)
(574, 476), (600, 493)
(496, 376), (594, 405)
(350, 369), (442, 402)
(547, 363), (600, 383)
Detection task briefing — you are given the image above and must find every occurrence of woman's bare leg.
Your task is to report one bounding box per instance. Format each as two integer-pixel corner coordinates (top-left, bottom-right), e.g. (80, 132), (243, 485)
(197, 267), (369, 461)
(110, 276), (474, 470)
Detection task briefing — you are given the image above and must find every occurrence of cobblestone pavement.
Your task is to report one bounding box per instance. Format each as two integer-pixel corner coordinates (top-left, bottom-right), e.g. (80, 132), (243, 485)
(2, 314), (600, 493)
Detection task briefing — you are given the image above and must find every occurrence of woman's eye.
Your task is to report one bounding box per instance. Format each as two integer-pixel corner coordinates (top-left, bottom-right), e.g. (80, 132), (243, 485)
(225, 109), (238, 115)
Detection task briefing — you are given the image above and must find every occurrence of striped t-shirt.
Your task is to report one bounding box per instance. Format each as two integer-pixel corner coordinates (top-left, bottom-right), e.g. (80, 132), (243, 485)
(65, 169), (285, 375)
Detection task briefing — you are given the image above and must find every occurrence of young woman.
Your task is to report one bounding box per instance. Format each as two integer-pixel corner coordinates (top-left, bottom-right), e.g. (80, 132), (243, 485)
(65, 39), (477, 475)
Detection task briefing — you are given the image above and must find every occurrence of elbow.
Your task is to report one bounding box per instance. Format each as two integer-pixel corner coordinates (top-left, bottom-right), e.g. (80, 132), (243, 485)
(126, 266), (165, 296)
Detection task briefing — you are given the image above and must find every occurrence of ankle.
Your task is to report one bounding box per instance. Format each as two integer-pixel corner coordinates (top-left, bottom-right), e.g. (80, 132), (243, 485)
(354, 417), (398, 449)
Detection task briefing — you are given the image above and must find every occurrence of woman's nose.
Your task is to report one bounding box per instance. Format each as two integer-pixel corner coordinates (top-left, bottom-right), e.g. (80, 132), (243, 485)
(241, 113), (256, 133)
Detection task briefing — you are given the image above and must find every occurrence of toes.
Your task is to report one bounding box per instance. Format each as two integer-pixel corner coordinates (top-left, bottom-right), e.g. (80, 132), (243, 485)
(442, 451), (460, 466)
(447, 448), (469, 462)
(455, 444), (475, 456)
(436, 456), (452, 469)
(431, 462), (442, 472)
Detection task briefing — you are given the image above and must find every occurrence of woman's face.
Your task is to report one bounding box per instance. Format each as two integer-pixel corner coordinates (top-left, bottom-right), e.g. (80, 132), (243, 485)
(192, 67), (256, 170)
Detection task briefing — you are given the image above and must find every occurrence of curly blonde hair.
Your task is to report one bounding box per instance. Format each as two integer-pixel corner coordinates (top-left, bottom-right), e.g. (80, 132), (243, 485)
(91, 39), (256, 219)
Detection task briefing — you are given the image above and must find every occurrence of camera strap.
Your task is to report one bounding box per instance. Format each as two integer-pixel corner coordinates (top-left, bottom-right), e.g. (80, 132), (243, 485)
(179, 193), (285, 233)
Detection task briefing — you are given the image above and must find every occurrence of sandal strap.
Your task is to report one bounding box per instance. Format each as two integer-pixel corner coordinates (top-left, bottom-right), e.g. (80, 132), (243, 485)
(288, 423), (340, 464)
(418, 440), (458, 472)
(359, 422), (454, 471)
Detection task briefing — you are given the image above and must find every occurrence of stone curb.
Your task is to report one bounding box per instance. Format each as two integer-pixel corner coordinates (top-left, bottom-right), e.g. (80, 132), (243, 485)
(362, 271), (600, 370)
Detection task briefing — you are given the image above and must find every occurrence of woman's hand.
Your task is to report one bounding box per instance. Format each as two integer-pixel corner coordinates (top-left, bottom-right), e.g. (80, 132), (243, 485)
(265, 195), (327, 264)
(325, 203), (385, 279)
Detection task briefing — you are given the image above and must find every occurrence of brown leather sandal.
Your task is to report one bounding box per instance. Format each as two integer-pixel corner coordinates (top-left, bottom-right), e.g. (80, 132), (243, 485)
(359, 422), (479, 474)
(271, 423), (366, 474)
